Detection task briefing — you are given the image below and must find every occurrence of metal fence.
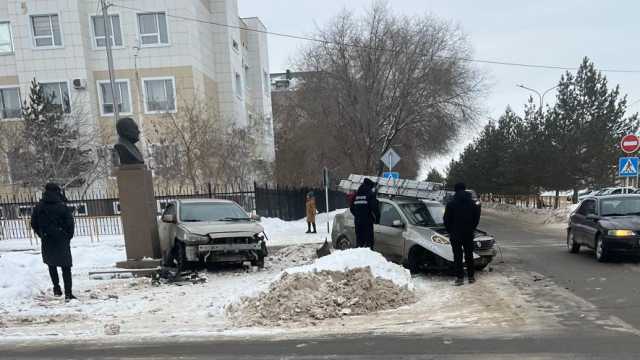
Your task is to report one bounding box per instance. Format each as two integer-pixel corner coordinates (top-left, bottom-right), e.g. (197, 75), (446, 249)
(0, 183), (347, 240)
(255, 185), (348, 221)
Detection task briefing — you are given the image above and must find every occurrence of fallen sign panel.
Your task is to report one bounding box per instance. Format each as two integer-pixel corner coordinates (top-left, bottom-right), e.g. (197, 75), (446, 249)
(339, 174), (446, 201)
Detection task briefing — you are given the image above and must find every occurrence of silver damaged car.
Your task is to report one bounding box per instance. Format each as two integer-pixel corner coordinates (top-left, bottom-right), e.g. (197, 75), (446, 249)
(331, 197), (497, 272)
(158, 199), (267, 269)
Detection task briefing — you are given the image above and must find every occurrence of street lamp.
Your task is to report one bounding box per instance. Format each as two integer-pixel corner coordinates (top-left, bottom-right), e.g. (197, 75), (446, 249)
(516, 84), (559, 111)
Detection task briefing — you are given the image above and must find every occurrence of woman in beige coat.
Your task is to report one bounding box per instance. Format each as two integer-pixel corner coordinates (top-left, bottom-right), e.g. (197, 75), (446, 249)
(306, 192), (317, 234)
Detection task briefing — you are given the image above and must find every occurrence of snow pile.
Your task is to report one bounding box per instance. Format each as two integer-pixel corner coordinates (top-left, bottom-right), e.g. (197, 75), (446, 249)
(226, 267), (416, 326)
(483, 202), (578, 224)
(226, 249), (415, 326)
(285, 248), (413, 289)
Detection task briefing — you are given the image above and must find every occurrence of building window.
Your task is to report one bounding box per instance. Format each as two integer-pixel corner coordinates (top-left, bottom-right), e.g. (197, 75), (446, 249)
(0, 22), (14, 53)
(98, 80), (131, 115)
(137, 12), (168, 46)
(39, 82), (70, 113)
(235, 72), (242, 99)
(31, 14), (62, 48)
(0, 87), (21, 119)
(91, 15), (122, 48)
(143, 77), (176, 113)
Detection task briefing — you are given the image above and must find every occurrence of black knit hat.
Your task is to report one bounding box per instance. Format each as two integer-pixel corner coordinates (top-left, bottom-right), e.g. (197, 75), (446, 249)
(45, 183), (61, 192)
(454, 182), (466, 192)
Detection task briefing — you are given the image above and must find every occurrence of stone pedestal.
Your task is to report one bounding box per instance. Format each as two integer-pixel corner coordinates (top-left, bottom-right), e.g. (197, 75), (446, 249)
(115, 164), (161, 263)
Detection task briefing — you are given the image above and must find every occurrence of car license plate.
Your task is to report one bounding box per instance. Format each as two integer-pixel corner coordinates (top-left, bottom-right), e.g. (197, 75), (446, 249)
(199, 244), (261, 252)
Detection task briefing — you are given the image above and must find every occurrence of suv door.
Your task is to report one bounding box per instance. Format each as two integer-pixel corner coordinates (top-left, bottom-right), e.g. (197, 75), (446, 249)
(374, 201), (405, 263)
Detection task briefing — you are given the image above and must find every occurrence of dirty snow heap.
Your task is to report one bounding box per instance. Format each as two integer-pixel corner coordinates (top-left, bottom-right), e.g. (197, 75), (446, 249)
(226, 248), (416, 326)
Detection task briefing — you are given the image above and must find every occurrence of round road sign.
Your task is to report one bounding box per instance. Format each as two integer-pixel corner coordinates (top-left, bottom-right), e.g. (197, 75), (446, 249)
(621, 134), (640, 154)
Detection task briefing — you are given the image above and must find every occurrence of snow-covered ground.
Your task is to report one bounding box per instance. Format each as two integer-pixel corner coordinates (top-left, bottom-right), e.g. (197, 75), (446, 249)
(0, 211), (563, 345)
(482, 202), (578, 226)
(261, 209), (343, 247)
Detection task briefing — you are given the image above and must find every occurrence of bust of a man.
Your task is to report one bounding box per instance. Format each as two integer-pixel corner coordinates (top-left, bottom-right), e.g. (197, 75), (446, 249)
(114, 117), (144, 165)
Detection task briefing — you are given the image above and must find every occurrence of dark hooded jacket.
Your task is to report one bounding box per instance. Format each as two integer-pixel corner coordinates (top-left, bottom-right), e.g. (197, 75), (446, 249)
(30, 189), (75, 267)
(443, 190), (480, 237)
(350, 180), (380, 225)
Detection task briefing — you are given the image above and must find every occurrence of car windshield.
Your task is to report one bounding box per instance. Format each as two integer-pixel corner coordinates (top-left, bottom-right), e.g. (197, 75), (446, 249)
(400, 202), (444, 227)
(180, 202), (249, 222)
(600, 197), (640, 216)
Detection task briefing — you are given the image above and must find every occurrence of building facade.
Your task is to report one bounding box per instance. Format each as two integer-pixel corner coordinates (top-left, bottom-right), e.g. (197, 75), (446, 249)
(0, 0), (275, 190)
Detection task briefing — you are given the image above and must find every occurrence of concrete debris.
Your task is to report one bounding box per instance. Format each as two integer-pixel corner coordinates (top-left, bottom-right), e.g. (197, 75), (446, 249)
(226, 266), (415, 327)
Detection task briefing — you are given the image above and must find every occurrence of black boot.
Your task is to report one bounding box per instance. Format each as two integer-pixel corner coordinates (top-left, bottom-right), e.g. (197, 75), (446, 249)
(48, 266), (62, 296)
(312, 223), (317, 233)
(454, 277), (464, 286)
(62, 267), (75, 301)
(306, 223), (312, 234)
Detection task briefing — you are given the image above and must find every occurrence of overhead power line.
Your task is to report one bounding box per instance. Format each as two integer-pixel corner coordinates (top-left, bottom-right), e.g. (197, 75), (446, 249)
(111, 3), (640, 74)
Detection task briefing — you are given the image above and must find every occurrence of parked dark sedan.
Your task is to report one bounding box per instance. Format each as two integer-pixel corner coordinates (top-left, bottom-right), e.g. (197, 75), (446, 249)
(567, 194), (640, 262)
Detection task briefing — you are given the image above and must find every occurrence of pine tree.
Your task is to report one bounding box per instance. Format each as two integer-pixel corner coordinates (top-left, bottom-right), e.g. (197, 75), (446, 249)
(425, 168), (445, 183)
(17, 79), (93, 188)
(545, 58), (639, 202)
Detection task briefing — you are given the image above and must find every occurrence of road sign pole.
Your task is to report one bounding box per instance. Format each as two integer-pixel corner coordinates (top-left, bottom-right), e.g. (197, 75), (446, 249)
(323, 167), (330, 234)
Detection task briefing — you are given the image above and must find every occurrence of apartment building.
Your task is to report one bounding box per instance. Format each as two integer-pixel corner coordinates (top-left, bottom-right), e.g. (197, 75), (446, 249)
(0, 0), (275, 188)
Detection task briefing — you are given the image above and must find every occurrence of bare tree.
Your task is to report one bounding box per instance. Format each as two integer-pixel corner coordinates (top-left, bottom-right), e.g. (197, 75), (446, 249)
(281, 2), (483, 180)
(151, 97), (262, 190)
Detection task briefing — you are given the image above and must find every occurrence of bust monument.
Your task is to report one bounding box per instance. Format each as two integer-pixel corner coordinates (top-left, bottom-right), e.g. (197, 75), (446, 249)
(114, 117), (144, 165)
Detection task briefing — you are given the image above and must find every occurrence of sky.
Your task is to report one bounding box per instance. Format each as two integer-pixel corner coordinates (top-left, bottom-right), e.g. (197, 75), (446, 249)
(238, 0), (640, 178)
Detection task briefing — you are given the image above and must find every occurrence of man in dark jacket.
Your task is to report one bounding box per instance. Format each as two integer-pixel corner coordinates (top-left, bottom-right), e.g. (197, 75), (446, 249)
(443, 183), (481, 286)
(31, 183), (76, 300)
(350, 178), (380, 249)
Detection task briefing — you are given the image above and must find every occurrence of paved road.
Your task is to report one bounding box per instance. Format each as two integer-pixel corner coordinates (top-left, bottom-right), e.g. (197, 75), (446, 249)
(481, 211), (640, 330)
(4, 211), (640, 359)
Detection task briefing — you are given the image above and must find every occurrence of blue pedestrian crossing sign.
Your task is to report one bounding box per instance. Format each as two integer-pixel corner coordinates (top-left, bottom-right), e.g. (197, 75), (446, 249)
(619, 157), (639, 177)
(383, 172), (400, 180)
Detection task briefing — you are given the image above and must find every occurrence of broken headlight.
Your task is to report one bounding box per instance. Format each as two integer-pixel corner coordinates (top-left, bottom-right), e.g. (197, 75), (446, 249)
(431, 235), (450, 245)
(185, 233), (209, 243)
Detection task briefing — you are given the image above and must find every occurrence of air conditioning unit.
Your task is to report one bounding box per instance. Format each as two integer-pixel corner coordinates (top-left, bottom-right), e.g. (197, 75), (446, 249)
(72, 78), (87, 90)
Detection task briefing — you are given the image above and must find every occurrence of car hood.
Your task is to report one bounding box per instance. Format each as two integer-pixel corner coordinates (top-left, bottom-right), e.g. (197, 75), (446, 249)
(404, 226), (481, 262)
(599, 216), (640, 230)
(180, 221), (265, 237)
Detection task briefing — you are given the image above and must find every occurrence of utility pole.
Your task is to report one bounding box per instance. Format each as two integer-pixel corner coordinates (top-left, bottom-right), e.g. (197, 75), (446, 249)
(101, 0), (119, 128)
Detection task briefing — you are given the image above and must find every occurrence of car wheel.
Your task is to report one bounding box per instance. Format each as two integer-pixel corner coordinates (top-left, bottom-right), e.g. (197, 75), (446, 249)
(567, 230), (580, 253)
(253, 257), (265, 268)
(474, 256), (492, 271)
(334, 236), (352, 250)
(595, 236), (607, 262)
(406, 246), (428, 274)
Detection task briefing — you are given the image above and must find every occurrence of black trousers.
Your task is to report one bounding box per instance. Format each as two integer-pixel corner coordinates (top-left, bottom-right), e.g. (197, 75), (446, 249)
(48, 265), (72, 294)
(355, 222), (374, 249)
(450, 234), (475, 279)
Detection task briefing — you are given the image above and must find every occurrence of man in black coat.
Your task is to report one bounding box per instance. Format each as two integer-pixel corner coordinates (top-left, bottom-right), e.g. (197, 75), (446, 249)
(350, 178), (380, 249)
(30, 183), (76, 300)
(443, 183), (481, 286)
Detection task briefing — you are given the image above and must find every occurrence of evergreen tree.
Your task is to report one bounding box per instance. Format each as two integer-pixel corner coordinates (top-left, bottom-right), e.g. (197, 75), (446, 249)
(17, 79), (93, 188)
(545, 58), (639, 202)
(425, 168), (445, 183)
